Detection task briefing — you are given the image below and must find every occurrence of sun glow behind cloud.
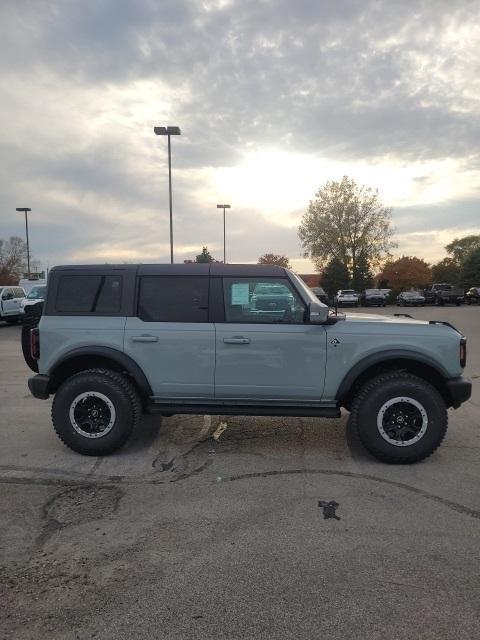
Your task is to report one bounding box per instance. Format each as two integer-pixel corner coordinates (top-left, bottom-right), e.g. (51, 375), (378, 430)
(211, 149), (480, 226)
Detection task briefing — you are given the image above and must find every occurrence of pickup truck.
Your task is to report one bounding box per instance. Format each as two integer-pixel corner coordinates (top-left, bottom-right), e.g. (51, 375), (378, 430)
(423, 283), (464, 306)
(26, 263), (471, 464)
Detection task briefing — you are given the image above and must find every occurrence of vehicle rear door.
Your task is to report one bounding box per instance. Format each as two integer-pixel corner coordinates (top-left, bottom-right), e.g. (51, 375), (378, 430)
(124, 266), (215, 399)
(213, 275), (327, 402)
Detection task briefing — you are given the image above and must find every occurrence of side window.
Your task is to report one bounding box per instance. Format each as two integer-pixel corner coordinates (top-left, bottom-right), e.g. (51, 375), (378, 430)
(138, 276), (209, 322)
(16, 288), (25, 298)
(96, 277), (122, 313)
(222, 278), (306, 323)
(2, 288), (12, 300)
(56, 275), (122, 313)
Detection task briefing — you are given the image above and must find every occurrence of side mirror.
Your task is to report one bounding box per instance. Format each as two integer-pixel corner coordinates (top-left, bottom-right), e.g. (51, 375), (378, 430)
(307, 301), (329, 324)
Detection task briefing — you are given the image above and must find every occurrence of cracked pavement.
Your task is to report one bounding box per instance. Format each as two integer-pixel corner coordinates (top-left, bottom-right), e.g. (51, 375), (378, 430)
(1, 306), (479, 639)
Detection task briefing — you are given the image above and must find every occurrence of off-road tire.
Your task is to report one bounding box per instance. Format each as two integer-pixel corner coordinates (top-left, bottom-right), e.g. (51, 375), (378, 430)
(52, 368), (141, 455)
(349, 372), (448, 464)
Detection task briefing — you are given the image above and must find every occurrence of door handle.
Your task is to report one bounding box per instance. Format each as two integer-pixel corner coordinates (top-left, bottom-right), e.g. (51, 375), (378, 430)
(131, 335), (158, 343)
(223, 337), (251, 344)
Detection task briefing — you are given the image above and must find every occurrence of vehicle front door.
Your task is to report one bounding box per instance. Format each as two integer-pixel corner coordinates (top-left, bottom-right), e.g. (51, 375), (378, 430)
(1, 288), (18, 317)
(214, 277), (327, 402)
(124, 274), (215, 399)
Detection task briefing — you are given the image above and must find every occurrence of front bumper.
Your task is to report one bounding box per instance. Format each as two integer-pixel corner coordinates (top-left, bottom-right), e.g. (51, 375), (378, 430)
(447, 376), (472, 408)
(28, 374), (50, 399)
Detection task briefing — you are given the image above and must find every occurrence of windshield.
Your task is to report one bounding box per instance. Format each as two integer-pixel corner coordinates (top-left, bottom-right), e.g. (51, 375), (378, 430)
(27, 286), (46, 299)
(365, 289), (381, 294)
(436, 284), (453, 291)
(340, 290), (356, 295)
(403, 291), (421, 297)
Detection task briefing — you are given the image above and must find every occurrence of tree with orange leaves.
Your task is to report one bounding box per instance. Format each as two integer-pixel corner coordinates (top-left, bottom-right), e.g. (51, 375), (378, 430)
(377, 256), (432, 292)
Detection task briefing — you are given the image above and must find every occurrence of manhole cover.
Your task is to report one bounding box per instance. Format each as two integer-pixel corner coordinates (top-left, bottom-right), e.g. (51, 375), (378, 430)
(46, 486), (123, 527)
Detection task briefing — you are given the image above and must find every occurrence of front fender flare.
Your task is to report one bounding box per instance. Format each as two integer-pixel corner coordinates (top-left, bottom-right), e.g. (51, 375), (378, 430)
(335, 349), (450, 403)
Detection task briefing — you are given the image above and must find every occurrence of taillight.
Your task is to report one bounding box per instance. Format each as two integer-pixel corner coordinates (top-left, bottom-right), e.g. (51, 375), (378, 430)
(30, 328), (40, 360)
(460, 338), (467, 368)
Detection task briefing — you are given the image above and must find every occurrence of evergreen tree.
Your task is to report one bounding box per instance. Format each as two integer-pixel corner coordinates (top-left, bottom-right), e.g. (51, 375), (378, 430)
(351, 251), (374, 292)
(195, 247), (215, 263)
(321, 258), (350, 300)
(461, 247), (480, 288)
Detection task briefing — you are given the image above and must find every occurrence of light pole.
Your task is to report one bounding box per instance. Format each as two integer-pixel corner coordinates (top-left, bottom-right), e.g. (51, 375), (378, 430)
(16, 207), (31, 278)
(154, 125), (181, 264)
(217, 204), (231, 263)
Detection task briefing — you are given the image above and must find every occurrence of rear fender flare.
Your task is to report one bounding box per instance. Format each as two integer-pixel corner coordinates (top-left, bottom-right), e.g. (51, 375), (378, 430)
(49, 346), (153, 397)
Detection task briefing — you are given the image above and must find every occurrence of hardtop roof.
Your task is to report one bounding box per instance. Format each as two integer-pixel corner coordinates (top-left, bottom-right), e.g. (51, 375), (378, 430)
(50, 263), (289, 277)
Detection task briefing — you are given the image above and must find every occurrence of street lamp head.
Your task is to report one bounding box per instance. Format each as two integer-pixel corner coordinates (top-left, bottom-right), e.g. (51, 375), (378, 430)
(154, 125), (181, 136)
(16, 207), (31, 212)
(217, 204), (231, 208)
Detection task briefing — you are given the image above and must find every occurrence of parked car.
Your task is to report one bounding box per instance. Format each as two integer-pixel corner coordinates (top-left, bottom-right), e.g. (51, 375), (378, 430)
(19, 277), (47, 295)
(360, 289), (386, 307)
(465, 287), (480, 305)
(397, 291), (426, 307)
(26, 263), (471, 464)
(335, 289), (359, 307)
(21, 285), (47, 311)
(310, 286), (329, 305)
(250, 282), (295, 315)
(0, 286), (26, 324)
(423, 283), (464, 306)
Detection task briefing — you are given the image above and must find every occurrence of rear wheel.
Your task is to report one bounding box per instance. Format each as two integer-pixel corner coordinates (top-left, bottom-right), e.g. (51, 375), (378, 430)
(52, 368), (141, 455)
(349, 372), (448, 463)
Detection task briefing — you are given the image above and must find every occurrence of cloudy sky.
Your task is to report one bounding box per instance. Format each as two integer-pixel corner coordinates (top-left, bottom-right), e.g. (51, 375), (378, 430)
(1, 0), (479, 273)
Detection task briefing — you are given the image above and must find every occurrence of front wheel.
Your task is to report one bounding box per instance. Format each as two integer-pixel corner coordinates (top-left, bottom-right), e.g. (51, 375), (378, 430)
(52, 369), (141, 455)
(349, 372), (448, 463)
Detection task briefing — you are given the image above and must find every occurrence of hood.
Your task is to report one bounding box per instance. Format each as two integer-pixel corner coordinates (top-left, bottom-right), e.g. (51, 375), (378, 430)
(344, 312), (428, 326)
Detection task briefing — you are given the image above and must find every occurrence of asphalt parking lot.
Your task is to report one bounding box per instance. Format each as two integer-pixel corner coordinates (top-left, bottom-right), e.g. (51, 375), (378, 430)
(1, 306), (479, 640)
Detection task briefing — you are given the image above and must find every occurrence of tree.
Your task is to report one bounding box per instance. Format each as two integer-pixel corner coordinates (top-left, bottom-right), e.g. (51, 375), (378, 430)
(377, 256), (431, 293)
(321, 257), (350, 299)
(445, 235), (480, 266)
(461, 247), (480, 288)
(299, 176), (395, 274)
(431, 257), (461, 285)
(0, 236), (27, 284)
(258, 253), (291, 268)
(195, 246), (215, 263)
(351, 251), (374, 292)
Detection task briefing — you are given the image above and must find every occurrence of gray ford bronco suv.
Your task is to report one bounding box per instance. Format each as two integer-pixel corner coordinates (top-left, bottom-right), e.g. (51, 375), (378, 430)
(27, 263), (471, 463)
